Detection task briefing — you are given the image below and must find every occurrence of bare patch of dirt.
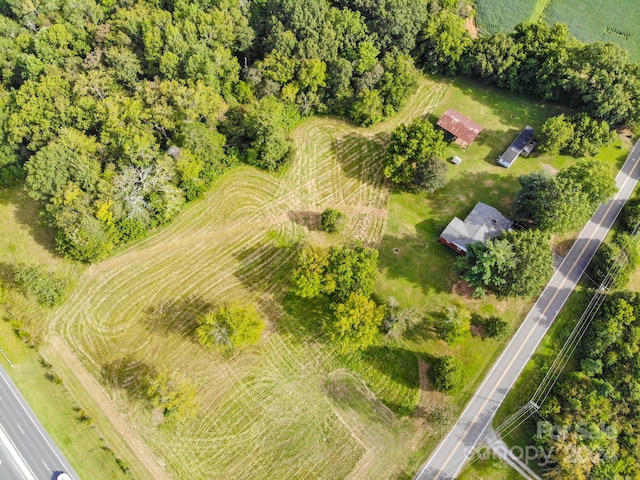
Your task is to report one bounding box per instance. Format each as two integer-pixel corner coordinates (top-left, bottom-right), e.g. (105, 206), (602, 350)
(452, 279), (474, 299)
(464, 8), (479, 39)
(618, 127), (634, 148)
(412, 360), (451, 441)
(542, 163), (559, 175)
(470, 324), (485, 338)
(552, 236), (575, 257)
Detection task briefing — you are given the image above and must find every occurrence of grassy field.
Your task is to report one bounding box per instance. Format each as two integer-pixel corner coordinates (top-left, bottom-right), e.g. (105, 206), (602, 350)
(1, 73), (630, 480)
(458, 457), (523, 479)
(41, 78), (449, 480)
(0, 188), (129, 479)
(474, 0), (640, 61)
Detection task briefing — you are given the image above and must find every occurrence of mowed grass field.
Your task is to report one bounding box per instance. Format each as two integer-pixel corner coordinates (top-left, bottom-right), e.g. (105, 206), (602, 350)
(474, 0), (640, 61)
(2, 73), (630, 480)
(45, 78), (448, 480)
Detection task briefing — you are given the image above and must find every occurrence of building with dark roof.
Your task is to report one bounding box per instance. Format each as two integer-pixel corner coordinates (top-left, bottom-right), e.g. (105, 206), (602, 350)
(436, 109), (484, 149)
(439, 202), (512, 255)
(497, 126), (536, 168)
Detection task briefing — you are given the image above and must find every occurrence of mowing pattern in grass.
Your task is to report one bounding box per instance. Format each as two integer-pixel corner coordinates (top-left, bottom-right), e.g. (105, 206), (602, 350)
(49, 79), (447, 479)
(474, 0), (538, 34)
(544, 0), (640, 61)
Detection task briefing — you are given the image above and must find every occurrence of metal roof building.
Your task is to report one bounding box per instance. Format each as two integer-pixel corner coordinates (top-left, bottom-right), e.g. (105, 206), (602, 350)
(497, 126), (536, 168)
(436, 109), (484, 149)
(439, 202), (512, 255)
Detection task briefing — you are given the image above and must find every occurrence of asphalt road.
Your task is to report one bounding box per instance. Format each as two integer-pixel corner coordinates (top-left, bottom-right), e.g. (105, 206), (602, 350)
(0, 364), (80, 480)
(416, 140), (640, 480)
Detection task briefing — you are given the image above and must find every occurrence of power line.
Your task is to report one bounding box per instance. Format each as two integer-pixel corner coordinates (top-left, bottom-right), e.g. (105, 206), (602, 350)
(469, 219), (640, 464)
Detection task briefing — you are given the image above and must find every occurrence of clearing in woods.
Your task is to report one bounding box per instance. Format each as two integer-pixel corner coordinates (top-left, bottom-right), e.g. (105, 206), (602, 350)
(475, 0), (640, 61)
(47, 78), (448, 479)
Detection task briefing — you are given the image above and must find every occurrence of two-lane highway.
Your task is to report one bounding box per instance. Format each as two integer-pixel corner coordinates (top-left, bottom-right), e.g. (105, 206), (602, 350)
(0, 364), (79, 480)
(417, 140), (640, 479)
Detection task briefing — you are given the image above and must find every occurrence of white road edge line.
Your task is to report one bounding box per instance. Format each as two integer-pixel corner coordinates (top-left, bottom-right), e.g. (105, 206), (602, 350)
(0, 422), (37, 480)
(0, 371), (70, 470)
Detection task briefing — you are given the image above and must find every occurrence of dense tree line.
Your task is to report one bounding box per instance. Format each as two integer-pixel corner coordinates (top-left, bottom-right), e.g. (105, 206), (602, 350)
(0, 0), (249, 261)
(456, 23), (640, 126)
(514, 159), (617, 234)
(535, 292), (640, 478)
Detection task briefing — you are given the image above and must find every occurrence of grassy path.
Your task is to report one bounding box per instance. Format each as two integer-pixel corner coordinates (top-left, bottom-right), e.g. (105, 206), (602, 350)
(529, 0), (551, 22)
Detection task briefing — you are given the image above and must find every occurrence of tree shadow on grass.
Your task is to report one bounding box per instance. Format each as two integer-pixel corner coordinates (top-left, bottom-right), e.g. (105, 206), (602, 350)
(287, 210), (321, 231)
(453, 77), (569, 126)
(0, 186), (59, 256)
(231, 241), (309, 335)
(431, 170), (519, 219)
(472, 127), (521, 166)
(277, 292), (330, 341)
(361, 345), (421, 389)
(0, 261), (15, 285)
(100, 355), (156, 400)
(142, 295), (213, 338)
(338, 345), (425, 416)
(402, 314), (440, 343)
(331, 131), (388, 187)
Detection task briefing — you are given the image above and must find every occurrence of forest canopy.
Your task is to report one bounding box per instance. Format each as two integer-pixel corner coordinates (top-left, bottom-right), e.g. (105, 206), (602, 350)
(0, 0), (639, 262)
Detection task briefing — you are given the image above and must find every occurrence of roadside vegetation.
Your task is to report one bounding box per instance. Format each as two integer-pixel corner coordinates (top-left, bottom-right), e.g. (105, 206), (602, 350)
(476, 194), (640, 479)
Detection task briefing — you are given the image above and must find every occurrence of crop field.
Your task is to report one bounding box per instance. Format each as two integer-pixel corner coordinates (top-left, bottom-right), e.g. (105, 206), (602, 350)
(544, 0), (640, 61)
(474, 0), (640, 61)
(45, 78), (449, 479)
(474, 0), (539, 33)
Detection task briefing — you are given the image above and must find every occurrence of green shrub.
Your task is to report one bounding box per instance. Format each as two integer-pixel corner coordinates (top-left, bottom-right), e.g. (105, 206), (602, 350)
(14, 265), (68, 306)
(429, 356), (464, 393)
(321, 208), (344, 233)
(197, 301), (265, 350)
(483, 316), (508, 339)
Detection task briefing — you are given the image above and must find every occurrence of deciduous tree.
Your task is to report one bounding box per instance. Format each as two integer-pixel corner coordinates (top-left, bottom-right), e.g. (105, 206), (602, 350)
(145, 370), (198, 425)
(196, 301), (265, 351)
(326, 292), (384, 353)
(429, 355), (463, 393)
(383, 118), (447, 191)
